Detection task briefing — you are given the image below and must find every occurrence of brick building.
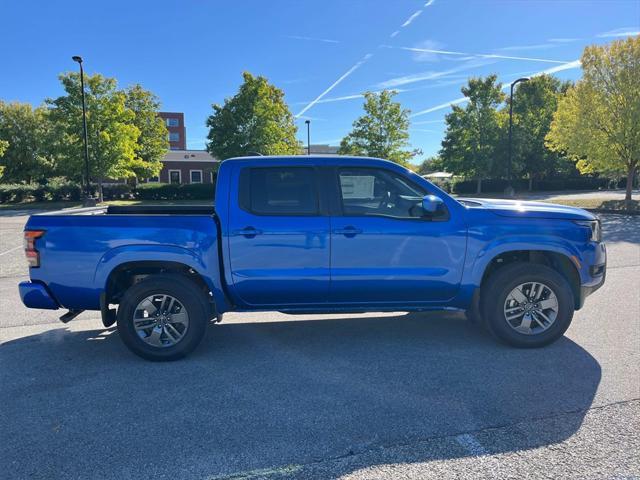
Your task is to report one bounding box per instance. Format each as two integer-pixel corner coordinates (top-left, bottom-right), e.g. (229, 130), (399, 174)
(150, 112), (219, 184)
(152, 149), (219, 184)
(159, 112), (186, 150)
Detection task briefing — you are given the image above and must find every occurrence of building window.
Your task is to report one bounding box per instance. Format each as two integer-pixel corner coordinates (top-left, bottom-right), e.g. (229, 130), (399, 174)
(190, 170), (203, 184)
(169, 132), (180, 142)
(148, 176), (159, 183)
(166, 118), (179, 127)
(170, 146), (180, 150)
(169, 170), (181, 184)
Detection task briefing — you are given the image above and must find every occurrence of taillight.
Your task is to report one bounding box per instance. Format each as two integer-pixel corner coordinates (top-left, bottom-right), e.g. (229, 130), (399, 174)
(24, 230), (45, 268)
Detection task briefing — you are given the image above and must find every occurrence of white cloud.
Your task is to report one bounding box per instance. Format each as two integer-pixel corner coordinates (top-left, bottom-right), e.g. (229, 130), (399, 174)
(285, 35), (340, 44)
(597, 27), (640, 38)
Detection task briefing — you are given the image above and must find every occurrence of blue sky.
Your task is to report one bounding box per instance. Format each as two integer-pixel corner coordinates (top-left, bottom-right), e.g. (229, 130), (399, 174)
(2, 0), (639, 163)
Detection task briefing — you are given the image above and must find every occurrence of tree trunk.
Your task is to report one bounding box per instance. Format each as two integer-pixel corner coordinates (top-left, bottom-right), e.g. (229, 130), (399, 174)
(476, 178), (482, 194)
(98, 176), (104, 203)
(625, 165), (636, 203)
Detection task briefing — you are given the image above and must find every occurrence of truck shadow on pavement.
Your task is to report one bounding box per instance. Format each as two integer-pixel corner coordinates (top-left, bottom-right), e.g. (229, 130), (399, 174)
(1, 312), (601, 479)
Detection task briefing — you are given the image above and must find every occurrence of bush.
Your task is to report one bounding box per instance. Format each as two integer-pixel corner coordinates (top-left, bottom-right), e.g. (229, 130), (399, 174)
(134, 183), (214, 201)
(0, 184), (37, 203)
(102, 183), (133, 200)
(449, 176), (616, 194)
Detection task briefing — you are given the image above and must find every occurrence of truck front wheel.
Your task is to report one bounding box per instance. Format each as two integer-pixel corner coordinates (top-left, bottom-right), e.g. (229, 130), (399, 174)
(116, 274), (209, 361)
(481, 263), (575, 348)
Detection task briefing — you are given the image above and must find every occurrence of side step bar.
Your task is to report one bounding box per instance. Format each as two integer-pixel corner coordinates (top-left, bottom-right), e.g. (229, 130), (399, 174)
(59, 310), (84, 323)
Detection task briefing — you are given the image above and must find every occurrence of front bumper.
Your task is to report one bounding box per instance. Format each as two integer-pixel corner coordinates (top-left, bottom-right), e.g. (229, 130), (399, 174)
(19, 281), (59, 310)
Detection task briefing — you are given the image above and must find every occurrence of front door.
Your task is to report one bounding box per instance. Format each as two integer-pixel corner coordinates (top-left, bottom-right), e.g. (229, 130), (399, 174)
(227, 166), (330, 307)
(330, 167), (466, 304)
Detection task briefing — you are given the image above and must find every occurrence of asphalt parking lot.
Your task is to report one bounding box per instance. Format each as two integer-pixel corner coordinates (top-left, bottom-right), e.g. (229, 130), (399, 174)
(1, 210), (638, 479)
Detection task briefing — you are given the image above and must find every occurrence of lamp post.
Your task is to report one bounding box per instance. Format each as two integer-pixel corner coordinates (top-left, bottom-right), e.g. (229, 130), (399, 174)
(506, 77), (529, 197)
(305, 120), (311, 155)
(72, 55), (94, 206)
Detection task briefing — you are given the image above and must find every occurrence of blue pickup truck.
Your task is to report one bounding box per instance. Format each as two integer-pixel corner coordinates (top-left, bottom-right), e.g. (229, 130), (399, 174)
(19, 156), (606, 360)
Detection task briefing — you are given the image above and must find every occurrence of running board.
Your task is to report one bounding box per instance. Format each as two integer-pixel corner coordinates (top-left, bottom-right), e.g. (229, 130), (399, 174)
(59, 309), (84, 323)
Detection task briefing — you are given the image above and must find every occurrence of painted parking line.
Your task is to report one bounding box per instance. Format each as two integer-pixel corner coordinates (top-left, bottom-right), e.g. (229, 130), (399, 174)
(0, 245), (21, 257)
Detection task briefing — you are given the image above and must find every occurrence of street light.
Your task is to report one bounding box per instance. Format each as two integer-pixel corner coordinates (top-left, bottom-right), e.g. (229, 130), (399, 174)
(506, 77), (529, 197)
(305, 120), (311, 155)
(72, 55), (94, 206)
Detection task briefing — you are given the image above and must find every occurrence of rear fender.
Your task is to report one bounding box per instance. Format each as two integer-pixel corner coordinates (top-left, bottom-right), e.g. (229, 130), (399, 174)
(94, 245), (228, 310)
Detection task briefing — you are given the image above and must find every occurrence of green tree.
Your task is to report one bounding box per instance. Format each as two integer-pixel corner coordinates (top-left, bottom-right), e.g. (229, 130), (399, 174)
(440, 75), (506, 193)
(206, 72), (300, 159)
(47, 73), (140, 200)
(0, 101), (55, 183)
(124, 84), (168, 180)
(416, 156), (445, 175)
(510, 75), (574, 190)
(547, 37), (640, 202)
(338, 90), (419, 166)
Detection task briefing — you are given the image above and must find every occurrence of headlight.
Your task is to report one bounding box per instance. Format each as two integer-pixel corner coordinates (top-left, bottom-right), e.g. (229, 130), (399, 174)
(574, 220), (601, 242)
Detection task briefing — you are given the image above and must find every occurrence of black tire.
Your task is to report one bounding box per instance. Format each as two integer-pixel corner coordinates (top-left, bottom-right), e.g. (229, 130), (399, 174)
(481, 263), (575, 348)
(117, 274), (209, 361)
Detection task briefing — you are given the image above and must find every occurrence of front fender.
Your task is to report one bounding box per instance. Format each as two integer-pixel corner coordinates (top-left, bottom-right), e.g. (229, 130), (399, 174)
(468, 236), (580, 287)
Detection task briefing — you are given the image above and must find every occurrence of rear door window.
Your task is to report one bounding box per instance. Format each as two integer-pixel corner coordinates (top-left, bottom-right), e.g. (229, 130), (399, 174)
(239, 167), (319, 215)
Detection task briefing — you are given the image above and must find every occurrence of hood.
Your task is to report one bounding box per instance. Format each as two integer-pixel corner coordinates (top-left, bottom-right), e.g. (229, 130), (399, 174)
(458, 197), (596, 221)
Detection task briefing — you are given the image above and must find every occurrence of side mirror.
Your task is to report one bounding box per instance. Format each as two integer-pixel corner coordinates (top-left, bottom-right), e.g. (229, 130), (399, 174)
(422, 195), (444, 214)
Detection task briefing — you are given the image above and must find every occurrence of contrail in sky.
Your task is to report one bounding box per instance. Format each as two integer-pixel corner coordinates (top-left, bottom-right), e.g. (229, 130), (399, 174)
(295, 0), (436, 117)
(410, 59), (582, 117)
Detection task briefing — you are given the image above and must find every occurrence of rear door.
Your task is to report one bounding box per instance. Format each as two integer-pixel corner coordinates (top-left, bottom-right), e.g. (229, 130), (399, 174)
(329, 166), (466, 304)
(227, 165), (330, 307)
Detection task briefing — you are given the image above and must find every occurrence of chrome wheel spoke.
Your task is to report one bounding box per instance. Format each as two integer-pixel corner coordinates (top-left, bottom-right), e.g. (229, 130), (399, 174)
(133, 294), (189, 348)
(145, 326), (164, 347)
(510, 288), (528, 304)
(138, 298), (157, 316)
(164, 324), (179, 344)
(516, 313), (533, 333)
(170, 311), (188, 325)
(538, 298), (557, 310)
(134, 318), (155, 331)
(504, 281), (559, 336)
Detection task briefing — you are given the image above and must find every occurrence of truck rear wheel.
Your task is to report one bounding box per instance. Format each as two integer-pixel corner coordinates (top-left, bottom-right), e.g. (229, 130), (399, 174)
(481, 263), (575, 348)
(116, 274), (209, 361)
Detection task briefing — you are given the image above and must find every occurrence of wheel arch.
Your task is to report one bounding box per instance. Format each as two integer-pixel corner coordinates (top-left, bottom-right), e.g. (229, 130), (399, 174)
(94, 245), (227, 313)
(477, 249), (581, 309)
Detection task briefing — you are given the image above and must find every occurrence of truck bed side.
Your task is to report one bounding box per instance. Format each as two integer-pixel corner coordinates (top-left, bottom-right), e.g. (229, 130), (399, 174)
(24, 213), (226, 311)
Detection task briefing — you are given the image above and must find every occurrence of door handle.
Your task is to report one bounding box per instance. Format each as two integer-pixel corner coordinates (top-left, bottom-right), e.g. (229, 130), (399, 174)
(233, 227), (263, 238)
(333, 226), (362, 237)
